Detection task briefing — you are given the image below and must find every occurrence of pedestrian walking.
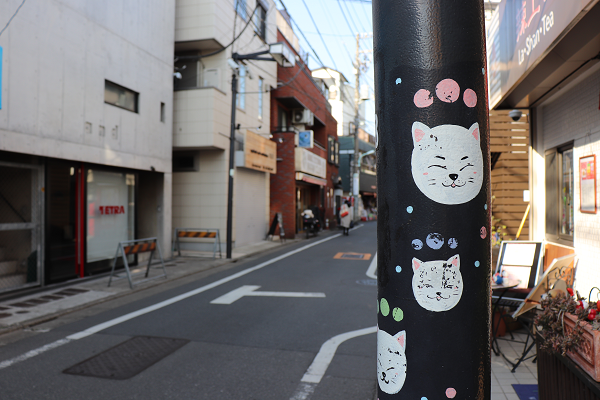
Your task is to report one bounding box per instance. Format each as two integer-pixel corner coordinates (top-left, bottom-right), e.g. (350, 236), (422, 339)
(340, 201), (353, 235)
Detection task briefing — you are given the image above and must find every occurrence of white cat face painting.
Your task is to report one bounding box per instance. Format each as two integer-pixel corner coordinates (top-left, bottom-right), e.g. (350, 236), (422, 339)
(412, 254), (463, 312)
(411, 122), (483, 204)
(377, 329), (407, 394)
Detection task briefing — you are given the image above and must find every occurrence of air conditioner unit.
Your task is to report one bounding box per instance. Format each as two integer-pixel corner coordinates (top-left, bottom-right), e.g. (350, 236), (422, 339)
(292, 109), (314, 125)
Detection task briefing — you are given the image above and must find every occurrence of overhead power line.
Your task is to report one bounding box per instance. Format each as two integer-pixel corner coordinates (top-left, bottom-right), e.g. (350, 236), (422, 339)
(0, 0), (27, 37)
(300, 0), (339, 71)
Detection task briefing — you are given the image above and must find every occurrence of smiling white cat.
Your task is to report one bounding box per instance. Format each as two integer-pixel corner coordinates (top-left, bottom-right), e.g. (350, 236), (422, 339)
(412, 254), (463, 312)
(411, 121), (483, 204)
(377, 328), (407, 394)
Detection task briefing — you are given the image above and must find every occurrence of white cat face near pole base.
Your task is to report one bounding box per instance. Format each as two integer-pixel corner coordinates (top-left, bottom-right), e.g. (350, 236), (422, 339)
(411, 122), (483, 205)
(377, 328), (407, 394)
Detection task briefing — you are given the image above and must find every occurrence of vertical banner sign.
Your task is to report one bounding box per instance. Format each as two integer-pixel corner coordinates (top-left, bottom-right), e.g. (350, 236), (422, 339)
(373, 1), (491, 399)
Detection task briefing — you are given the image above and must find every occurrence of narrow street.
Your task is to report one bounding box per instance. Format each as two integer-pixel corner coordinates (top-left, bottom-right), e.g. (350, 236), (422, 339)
(0, 223), (377, 400)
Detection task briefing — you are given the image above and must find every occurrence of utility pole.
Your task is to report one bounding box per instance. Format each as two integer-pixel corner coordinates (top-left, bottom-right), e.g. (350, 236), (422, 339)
(352, 32), (372, 223)
(373, 1), (491, 399)
(226, 72), (238, 259)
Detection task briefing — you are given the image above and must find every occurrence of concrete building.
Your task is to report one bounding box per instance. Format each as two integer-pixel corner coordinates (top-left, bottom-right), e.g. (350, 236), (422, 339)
(172, 0), (278, 251)
(487, 0), (600, 296)
(0, 0), (175, 293)
(312, 67), (356, 138)
(269, 10), (339, 237)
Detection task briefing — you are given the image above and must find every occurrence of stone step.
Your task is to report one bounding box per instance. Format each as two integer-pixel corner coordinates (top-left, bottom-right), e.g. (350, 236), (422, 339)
(0, 272), (27, 289)
(0, 260), (18, 275)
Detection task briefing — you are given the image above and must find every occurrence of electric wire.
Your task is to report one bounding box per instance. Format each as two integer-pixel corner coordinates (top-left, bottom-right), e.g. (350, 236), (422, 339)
(0, 0), (27, 37)
(337, 0), (359, 36)
(300, 0), (339, 71)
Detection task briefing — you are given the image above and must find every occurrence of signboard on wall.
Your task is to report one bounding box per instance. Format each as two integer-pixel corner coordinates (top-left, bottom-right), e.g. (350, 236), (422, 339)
(298, 130), (314, 148)
(244, 131), (277, 174)
(580, 155), (597, 213)
(295, 147), (326, 179)
(487, 0), (593, 108)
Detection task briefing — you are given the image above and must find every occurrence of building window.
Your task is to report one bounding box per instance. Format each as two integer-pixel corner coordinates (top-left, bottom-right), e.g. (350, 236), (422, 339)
(104, 81), (138, 113)
(237, 66), (246, 110)
(160, 102), (165, 122)
(546, 144), (574, 243)
(174, 54), (200, 90)
(254, 3), (267, 40)
(258, 77), (263, 120)
(328, 136), (337, 164)
(173, 152), (199, 172)
(235, 0), (247, 20)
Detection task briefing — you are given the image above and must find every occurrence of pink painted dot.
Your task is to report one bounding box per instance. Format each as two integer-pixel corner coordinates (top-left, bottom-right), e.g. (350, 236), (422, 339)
(423, 172), (429, 175)
(446, 388), (457, 398)
(480, 226), (487, 239)
(414, 89), (434, 108)
(436, 79), (460, 103)
(463, 88), (477, 107)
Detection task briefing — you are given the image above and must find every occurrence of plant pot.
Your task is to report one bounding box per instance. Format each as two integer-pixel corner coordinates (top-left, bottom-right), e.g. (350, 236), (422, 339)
(564, 312), (600, 382)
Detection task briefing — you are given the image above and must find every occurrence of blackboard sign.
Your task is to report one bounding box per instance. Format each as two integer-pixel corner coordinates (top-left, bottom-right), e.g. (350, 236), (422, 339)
(266, 213), (285, 242)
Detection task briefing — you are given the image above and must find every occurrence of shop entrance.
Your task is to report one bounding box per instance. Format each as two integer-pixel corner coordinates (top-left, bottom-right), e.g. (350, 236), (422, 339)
(295, 184), (321, 234)
(0, 161), (43, 293)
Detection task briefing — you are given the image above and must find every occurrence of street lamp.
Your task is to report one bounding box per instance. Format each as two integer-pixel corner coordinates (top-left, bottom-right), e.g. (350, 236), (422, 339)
(226, 42), (295, 258)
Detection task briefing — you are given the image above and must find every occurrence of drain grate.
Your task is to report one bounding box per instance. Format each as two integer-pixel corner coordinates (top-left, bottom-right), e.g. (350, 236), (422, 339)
(333, 252), (372, 260)
(63, 336), (190, 380)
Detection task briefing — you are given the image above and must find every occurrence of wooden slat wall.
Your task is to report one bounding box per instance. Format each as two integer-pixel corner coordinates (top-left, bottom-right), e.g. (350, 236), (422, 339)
(490, 110), (530, 240)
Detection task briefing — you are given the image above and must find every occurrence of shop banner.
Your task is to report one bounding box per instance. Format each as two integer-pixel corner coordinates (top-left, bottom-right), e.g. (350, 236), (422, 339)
(295, 147), (326, 179)
(87, 170), (134, 263)
(487, 0), (593, 108)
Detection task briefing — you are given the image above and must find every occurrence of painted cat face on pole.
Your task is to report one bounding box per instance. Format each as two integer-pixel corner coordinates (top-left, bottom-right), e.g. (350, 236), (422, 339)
(411, 122), (483, 205)
(377, 329), (407, 394)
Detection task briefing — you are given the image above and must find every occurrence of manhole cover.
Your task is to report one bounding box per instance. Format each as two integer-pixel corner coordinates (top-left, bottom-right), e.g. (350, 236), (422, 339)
(356, 279), (377, 286)
(63, 336), (189, 380)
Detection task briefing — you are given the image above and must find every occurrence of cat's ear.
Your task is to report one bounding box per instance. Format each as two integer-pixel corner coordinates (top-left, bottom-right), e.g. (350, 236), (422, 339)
(412, 258), (423, 272)
(469, 122), (480, 142)
(412, 122), (430, 145)
(394, 330), (406, 350)
(447, 254), (460, 269)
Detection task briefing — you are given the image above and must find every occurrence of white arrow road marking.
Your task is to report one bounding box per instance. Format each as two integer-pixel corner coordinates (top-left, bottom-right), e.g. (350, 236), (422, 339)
(210, 285), (326, 305)
(289, 326), (377, 400)
(0, 233), (342, 370)
(366, 252), (377, 279)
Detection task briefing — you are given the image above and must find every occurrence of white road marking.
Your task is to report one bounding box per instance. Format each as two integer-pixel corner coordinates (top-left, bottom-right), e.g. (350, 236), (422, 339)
(0, 233), (342, 370)
(366, 252), (377, 279)
(289, 326), (377, 400)
(210, 285), (325, 305)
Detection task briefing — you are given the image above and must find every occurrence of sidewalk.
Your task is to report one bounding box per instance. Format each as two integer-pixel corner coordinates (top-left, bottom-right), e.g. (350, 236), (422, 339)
(0, 236), (303, 335)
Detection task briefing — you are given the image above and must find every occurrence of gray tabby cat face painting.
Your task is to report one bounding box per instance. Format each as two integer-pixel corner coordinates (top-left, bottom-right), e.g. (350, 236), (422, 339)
(412, 254), (463, 312)
(411, 122), (483, 205)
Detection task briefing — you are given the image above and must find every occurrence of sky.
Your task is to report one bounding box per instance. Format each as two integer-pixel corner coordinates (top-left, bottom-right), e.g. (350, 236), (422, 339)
(274, 0), (376, 136)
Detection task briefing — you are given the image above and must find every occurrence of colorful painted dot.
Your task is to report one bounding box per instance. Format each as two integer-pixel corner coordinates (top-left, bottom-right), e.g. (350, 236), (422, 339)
(412, 239), (423, 250)
(396, 78), (402, 85)
(482, 68), (485, 75)
(421, 397), (428, 400)
(484, 204), (488, 210)
(475, 261), (480, 267)
(406, 206), (413, 213)
(446, 387), (457, 398)
(414, 89), (434, 108)
(426, 233), (444, 249)
(448, 238), (458, 249)
(396, 265), (402, 273)
(392, 307), (404, 322)
(463, 88), (477, 108)
(436, 78), (460, 103)
(380, 298), (390, 316)
(480, 226), (487, 239)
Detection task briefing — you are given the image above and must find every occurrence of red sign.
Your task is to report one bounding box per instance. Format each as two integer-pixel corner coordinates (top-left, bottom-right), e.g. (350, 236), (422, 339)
(99, 206), (125, 215)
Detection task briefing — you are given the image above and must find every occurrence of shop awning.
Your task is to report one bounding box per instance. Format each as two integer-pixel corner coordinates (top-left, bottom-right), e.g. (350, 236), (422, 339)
(295, 172), (327, 186)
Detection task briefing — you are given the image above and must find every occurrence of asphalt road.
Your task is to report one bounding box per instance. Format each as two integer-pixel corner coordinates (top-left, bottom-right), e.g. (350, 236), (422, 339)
(0, 222), (378, 400)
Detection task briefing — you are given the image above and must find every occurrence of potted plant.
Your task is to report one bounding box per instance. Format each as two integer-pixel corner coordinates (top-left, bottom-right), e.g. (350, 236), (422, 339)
(535, 289), (600, 382)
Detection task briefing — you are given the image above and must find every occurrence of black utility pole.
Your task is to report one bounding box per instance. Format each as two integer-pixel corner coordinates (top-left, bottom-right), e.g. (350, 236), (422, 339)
(373, 1), (491, 399)
(226, 72), (238, 259)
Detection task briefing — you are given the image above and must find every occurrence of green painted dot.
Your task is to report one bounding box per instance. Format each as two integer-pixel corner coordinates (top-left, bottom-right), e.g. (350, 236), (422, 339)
(392, 307), (404, 322)
(380, 298), (390, 316)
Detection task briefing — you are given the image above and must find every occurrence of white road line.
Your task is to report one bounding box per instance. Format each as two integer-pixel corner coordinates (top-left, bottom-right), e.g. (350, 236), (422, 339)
(210, 285), (326, 305)
(0, 233), (342, 370)
(289, 326), (377, 400)
(366, 252), (377, 279)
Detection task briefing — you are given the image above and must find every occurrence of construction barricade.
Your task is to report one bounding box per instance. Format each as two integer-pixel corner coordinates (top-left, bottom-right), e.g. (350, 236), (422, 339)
(174, 228), (222, 259)
(107, 237), (167, 289)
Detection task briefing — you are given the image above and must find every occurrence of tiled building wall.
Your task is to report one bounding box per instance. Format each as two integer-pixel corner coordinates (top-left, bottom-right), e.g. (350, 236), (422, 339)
(270, 132), (297, 238)
(539, 67), (600, 297)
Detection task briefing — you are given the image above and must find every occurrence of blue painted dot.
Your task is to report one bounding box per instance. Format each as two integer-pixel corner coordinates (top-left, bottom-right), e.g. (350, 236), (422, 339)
(421, 397), (428, 400)
(484, 204), (488, 210)
(406, 206), (413, 213)
(411, 239), (423, 250)
(475, 261), (480, 267)
(482, 68), (485, 75)
(396, 78), (402, 85)
(396, 265), (402, 273)
(426, 233), (444, 250)
(448, 238), (458, 249)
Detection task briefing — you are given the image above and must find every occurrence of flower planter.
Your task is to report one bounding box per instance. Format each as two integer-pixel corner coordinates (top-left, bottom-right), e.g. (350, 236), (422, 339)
(564, 313), (600, 382)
